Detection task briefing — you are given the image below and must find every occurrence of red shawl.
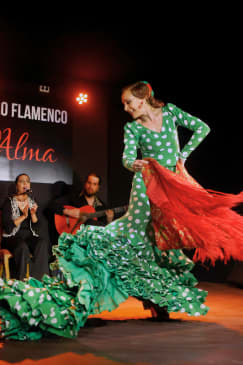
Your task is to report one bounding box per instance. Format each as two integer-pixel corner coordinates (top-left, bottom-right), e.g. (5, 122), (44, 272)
(142, 158), (243, 265)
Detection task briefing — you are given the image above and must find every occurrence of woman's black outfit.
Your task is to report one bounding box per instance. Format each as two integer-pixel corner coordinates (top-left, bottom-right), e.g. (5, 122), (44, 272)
(1, 196), (49, 280)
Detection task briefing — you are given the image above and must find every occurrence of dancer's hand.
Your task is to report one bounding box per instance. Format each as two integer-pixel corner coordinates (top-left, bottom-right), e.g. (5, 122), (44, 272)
(132, 160), (148, 172)
(178, 158), (186, 166)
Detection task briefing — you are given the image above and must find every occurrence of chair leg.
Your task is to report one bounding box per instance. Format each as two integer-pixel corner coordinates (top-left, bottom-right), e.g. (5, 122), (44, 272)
(4, 254), (11, 280)
(0, 263), (3, 278)
(26, 263), (30, 279)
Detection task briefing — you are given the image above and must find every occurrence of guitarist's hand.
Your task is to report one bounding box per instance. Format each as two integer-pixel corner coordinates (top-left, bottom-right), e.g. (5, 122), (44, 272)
(105, 209), (114, 224)
(63, 208), (81, 219)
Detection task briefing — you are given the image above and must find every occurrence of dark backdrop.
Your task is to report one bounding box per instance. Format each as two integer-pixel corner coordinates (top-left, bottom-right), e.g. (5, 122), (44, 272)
(0, 79), (110, 250)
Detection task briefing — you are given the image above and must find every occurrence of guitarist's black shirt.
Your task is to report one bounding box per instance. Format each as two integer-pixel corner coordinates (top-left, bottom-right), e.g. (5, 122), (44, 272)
(48, 191), (108, 227)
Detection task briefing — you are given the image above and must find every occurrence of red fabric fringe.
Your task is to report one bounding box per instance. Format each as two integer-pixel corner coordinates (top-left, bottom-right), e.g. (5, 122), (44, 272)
(142, 158), (243, 265)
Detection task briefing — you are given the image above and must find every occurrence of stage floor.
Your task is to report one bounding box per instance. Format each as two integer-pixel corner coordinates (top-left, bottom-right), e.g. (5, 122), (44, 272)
(0, 282), (243, 365)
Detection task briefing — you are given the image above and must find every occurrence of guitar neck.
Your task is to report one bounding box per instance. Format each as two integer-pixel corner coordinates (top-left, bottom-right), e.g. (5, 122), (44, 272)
(86, 205), (127, 219)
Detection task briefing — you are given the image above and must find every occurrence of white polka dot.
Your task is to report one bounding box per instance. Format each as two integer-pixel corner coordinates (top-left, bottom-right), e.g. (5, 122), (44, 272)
(140, 193), (146, 198)
(146, 138), (151, 142)
(158, 155), (163, 159)
(135, 209), (140, 214)
(51, 318), (58, 324)
(166, 142), (171, 146)
(135, 219), (140, 224)
(162, 135), (167, 139)
(166, 159), (171, 164)
(29, 318), (36, 325)
(136, 185), (141, 189)
(128, 216), (133, 221)
(28, 291), (34, 297)
(156, 141), (161, 146)
(138, 202), (143, 207)
(168, 148), (172, 153)
(148, 146), (153, 150)
(190, 120), (196, 125)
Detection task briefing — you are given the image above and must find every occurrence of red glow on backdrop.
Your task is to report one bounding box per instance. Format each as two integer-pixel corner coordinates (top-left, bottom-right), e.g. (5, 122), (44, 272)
(76, 93), (88, 104)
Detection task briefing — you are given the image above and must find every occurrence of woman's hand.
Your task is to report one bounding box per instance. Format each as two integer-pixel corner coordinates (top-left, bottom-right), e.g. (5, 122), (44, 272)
(132, 159), (149, 172)
(30, 203), (38, 215)
(178, 158), (186, 166)
(21, 204), (29, 218)
(14, 204), (29, 226)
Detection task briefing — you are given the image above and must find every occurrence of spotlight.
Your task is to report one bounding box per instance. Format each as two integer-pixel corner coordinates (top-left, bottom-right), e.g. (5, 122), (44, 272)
(76, 93), (88, 104)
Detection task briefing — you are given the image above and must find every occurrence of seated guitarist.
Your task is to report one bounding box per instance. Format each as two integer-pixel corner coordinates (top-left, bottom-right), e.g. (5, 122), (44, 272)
(49, 173), (114, 229)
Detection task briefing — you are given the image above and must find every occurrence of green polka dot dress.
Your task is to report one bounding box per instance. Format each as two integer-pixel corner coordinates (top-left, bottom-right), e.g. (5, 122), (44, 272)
(0, 103), (210, 340)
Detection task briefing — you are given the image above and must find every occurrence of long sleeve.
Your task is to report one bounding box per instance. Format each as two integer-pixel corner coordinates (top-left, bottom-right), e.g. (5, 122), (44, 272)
(2, 198), (16, 234)
(167, 103), (210, 160)
(47, 194), (72, 215)
(122, 122), (140, 171)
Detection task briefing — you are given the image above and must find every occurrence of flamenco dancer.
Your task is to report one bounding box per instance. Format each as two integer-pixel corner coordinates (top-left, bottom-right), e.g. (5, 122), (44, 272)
(1, 81), (243, 340)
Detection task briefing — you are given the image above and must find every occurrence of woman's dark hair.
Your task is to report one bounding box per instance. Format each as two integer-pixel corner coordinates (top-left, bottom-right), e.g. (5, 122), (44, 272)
(15, 173), (30, 184)
(122, 81), (165, 108)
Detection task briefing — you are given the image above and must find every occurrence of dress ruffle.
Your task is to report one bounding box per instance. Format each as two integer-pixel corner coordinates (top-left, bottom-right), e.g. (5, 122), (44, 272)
(0, 225), (208, 340)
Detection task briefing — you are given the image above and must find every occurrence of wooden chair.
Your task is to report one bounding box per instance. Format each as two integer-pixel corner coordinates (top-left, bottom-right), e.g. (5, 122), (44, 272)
(0, 210), (12, 280)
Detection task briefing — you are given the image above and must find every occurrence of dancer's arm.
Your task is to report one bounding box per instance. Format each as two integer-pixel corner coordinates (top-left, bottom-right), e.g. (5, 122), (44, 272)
(122, 122), (140, 172)
(168, 103), (210, 161)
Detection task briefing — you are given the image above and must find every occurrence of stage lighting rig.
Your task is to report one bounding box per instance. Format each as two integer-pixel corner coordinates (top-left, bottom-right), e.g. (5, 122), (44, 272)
(76, 93), (88, 105)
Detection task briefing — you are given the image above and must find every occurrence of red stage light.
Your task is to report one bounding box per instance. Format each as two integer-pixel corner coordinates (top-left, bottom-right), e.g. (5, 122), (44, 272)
(76, 93), (88, 105)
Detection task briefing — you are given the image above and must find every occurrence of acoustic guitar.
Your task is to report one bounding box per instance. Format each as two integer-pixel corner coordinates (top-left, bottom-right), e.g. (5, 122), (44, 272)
(55, 204), (128, 235)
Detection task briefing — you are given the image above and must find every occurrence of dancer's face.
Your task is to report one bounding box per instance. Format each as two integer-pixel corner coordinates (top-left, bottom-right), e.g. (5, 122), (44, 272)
(84, 176), (100, 197)
(122, 90), (147, 120)
(16, 174), (31, 194)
